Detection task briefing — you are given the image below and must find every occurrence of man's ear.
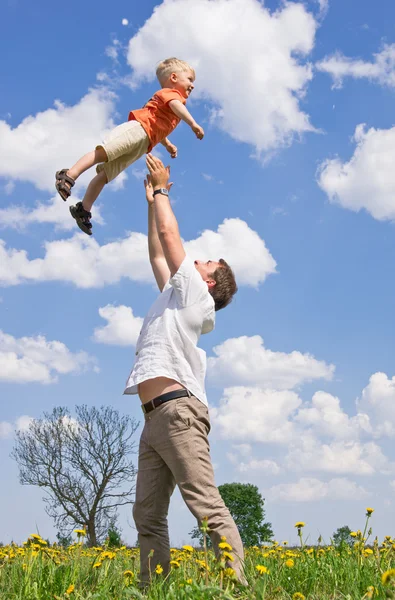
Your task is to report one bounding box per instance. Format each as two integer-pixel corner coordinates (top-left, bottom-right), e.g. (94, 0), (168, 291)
(206, 278), (216, 289)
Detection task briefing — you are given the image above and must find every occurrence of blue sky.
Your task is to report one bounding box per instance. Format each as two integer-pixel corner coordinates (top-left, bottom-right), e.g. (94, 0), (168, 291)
(1, 0), (395, 547)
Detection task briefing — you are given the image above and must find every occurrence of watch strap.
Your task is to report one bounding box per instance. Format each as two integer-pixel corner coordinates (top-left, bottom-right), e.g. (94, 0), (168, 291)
(153, 188), (169, 197)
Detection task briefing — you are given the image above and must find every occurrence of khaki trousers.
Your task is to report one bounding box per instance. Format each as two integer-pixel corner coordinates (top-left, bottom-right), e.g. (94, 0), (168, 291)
(133, 395), (245, 584)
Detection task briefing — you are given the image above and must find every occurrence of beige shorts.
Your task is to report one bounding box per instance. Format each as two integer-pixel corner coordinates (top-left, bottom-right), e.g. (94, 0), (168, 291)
(96, 120), (149, 182)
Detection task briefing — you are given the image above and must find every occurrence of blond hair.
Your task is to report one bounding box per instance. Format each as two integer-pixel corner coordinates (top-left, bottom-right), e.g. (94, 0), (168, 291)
(156, 57), (195, 86)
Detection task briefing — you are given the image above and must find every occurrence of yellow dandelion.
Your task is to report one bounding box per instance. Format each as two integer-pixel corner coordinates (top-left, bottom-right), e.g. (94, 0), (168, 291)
(293, 594), (306, 600)
(66, 584), (75, 594)
(294, 522), (305, 528)
(185, 578), (193, 584)
(195, 559), (210, 571)
(93, 562), (102, 569)
(224, 567), (236, 578)
(74, 529), (86, 536)
(29, 534), (42, 541)
(182, 545), (194, 552)
(123, 570), (134, 577)
(256, 564), (270, 575)
(364, 548), (374, 555)
(382, 569), (395, 585)
(285, 559), (294, 568)
(223, 551), (234, 562)
(170, 560), (180, 568)
(219, 541), (233, 551)
(220, 536), (227, 542)
(155, 564), (163, 575)
(366, 507), (374, 516)
(350, 532), (357, 537)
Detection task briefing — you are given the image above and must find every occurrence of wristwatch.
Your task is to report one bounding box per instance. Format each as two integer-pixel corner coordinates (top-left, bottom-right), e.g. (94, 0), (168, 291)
(153, 188), (169, 197)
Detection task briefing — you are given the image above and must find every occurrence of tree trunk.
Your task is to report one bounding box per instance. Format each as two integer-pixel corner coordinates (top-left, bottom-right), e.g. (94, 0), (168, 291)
(87, 518), (97, 547)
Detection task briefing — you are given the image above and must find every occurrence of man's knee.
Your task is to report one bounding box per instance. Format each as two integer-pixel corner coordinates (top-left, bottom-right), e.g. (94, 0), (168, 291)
(133, 502), (168, 533)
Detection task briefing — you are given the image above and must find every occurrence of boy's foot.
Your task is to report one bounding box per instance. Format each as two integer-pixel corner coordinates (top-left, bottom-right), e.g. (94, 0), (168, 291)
(56, 169), (75, 201)
(70, 202), (92, 236)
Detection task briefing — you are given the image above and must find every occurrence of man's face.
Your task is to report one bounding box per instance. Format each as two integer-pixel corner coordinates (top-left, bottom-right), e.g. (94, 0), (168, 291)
(170, 70), (195, 98)
(194, 260), (221, 285)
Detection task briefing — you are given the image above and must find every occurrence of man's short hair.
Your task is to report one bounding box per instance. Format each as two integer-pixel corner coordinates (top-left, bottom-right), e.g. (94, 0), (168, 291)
(209, 259), (238, 311)
(156, 57), (196, 86)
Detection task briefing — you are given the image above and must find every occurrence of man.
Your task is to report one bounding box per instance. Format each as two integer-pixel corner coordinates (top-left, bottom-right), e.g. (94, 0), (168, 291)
(125, 153), (244, 585)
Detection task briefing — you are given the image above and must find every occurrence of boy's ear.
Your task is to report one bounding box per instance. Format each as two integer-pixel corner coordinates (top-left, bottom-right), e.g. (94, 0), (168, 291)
(169, 72), (178, 83)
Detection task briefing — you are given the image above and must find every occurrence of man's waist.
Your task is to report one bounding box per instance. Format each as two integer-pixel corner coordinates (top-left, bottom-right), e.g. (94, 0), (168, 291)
(138, 376), (185, 404)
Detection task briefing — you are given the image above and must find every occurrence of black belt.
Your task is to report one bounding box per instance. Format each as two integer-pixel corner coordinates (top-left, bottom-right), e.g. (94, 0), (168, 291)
(141, 389), (191, 414)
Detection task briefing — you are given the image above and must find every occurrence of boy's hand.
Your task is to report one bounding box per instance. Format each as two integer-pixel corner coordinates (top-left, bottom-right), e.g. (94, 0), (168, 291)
(166, 142), (178, 159)
(192, 123), (204, 140)
(144, 173), (173, 204)
(146, 154), (172, 189)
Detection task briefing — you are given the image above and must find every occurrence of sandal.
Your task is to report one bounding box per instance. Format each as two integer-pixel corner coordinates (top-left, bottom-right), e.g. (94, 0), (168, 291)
(56, 169), (75, 201)
(70, 202), (92, 236)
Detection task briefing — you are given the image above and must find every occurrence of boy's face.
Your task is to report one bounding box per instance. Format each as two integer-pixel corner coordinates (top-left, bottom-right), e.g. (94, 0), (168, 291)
(169, 69), (195, 98)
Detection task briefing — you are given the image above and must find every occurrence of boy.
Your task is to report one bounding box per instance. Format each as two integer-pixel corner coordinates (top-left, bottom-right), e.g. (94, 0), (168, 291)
(55, 57), (204, 235)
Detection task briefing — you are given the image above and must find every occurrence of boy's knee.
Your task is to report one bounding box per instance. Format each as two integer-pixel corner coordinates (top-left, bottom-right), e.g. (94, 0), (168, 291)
(95, 145), (108, 163)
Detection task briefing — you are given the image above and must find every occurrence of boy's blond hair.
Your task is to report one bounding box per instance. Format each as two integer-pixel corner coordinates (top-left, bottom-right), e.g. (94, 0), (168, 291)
(156, 57), (195, 86)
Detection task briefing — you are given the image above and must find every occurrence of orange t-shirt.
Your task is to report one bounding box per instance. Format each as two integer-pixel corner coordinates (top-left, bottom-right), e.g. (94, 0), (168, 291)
(128, 88), (186, 152)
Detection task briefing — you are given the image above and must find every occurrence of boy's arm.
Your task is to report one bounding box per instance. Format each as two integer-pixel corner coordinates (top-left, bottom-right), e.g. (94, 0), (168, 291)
(168, 100), (204, 139)
(146, 154), (186, 277)
(145, 175), (171, 291)
(160, 137), (178, 158)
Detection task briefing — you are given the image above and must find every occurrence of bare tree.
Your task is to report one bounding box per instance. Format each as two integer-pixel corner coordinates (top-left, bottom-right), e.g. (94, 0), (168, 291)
(12, 405), (139, 546)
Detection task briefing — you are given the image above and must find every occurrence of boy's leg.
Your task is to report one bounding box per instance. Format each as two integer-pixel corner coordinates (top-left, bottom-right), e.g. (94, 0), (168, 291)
(81, 170), (107, 212)
(68, 147), (108, 181)
(56, 147), (108, 199)
(133, 421), (176, 586)
(151, 397), (246, 584)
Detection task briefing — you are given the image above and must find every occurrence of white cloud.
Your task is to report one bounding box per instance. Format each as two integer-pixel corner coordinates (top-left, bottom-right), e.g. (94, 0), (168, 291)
(0, 89), (116, 193)
(317, 124), (395, 221)
(0, 218), (275, 289)
(93, 304), (143, 346)
(122, 18), (129, 26)
(211, 386), (301, 443)
(357, 372), (395, 437)
(316, 0), (329, 19)
(238, 458), (281, 475)
(0, 421), (13, 439)
(207, 335), (334, 389)
(127, 0), (318, 156)
(4, 181), (15, 195)
(0, 330), (98, 384)
(316, 44), (395, 89)
(15, 415), (33, 431)
(186, 219), (276, 287)
(295, 390), (369, 440)
(0, 195), (104, 232)
(268, 477), (369, 502)
(285, 437), (389, 476)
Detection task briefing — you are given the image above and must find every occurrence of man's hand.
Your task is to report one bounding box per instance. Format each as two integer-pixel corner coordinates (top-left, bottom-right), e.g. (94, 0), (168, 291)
(191, 123), (204, 140)
(146, 154), (171, 189)
(144, 173), (173, 204)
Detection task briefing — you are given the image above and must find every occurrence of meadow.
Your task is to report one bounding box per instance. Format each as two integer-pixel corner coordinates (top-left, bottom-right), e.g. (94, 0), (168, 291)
(1, 510), (394, 600)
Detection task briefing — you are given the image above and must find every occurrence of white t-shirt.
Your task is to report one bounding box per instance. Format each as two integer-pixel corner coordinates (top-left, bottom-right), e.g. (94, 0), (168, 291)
(124, 256), (215, 406)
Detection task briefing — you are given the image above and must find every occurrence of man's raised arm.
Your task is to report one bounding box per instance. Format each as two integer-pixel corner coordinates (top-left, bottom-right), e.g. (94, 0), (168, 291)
(146, 154), (186, 277)
(144, 173), (171, 291)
